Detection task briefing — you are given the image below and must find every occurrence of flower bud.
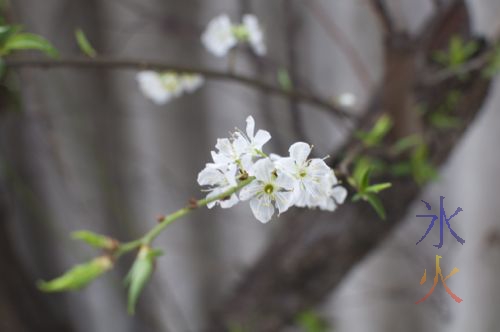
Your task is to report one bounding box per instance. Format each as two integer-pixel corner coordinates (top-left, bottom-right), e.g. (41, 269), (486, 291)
(72, 230), (117, 250)
(38, 256), (113, 292)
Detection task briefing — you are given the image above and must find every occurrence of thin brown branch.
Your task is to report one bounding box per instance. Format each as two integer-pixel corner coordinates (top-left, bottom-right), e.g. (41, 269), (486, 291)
(5, 56), (353, 120)
(424, 50), (491, 84)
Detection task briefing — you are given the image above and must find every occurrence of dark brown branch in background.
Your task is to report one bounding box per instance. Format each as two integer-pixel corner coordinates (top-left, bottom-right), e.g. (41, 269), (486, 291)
(207, 1), (492, 330)
(5, 57), (352, 120)
(370, 0), (395, 34)
(305, 0), (373, 91)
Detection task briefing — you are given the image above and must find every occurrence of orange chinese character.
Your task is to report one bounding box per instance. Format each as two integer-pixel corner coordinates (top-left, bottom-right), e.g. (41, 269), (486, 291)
(415, 255), (462, 304)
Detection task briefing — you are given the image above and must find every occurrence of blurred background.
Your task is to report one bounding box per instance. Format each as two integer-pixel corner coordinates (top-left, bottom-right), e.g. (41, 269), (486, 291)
(1, 0), (500, 331)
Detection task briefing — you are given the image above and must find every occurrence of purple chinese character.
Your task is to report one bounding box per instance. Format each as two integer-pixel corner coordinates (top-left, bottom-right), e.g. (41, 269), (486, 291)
(416, 196), (464, 249)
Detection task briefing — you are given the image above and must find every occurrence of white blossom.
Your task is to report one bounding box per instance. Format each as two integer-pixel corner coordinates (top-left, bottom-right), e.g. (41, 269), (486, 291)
(275, 142), (332, 208)
(233, 116), (271, 158)
(337, 93), (356, 108)
(180, 74), (205, 93)
(242, 14), (266, 56)
(197, 116), (348, 223)
(239, 158), (294, 223)
(202, 14), (238, 57)
(137, 71), (204, 105)
(319, 176), (348, 211)
(202, 14), (266, 57)
(136, 71), (172, 105)
(197, 163), (239, 208)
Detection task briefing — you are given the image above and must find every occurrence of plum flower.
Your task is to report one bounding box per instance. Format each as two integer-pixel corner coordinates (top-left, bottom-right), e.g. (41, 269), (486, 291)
(275, 142), (336, 208)
(136, 71), (172, 105)
(337, 93), (356, 108)
(179, 74), (205, 93)
(234, 116), (271, 158)
(319, 173), (348, 211)
(242, 14), (266, 55)
(239, 158), (294, 223)
(137, 71), (204, 105)
(197, 163), (239, 208)
(202, 14), (266, 57)
(201, 14), (238, 57)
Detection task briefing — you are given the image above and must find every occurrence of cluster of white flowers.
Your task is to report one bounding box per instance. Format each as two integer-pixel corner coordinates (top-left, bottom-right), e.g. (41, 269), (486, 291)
(197, 116), (347, 223)
(136, 71), (204, 105)
(202, 14), (266, 57)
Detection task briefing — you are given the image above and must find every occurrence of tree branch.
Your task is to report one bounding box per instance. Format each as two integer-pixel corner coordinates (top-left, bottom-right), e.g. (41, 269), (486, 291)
(5, 57), (353, 120)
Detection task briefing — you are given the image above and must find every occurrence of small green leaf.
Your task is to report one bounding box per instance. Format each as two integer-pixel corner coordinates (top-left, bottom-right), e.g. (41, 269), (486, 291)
(75, 28), (96, 58)
(125, 246), (163, 315)
(0, 25), (21, 48)
(296, 310), (328, 332)
(365, 193), (386, 220)
(72, 230), (116, 250)
(392, 134), (422, 154)
(390, 162), (412, 177)
(365, 182), (392, 193)
(38, 256), (112, 292)
(359, 167), (371, 192)
(356, 114), (393, 147)
(277, 68), (292, 91)
(430, 113), (461, 129)
(3, 32), (58, 58)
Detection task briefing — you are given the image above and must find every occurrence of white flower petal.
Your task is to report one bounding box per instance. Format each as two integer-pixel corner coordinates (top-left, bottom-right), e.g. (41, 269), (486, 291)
(245, 116), (255, 139)
(242, 14), (266, 56)
(252, 158), (274, 183)
(136, 71), (171, 105)
(274, 157), (297, 177)
(219, 193), (239, 208)
(274, 191), (294, 214)
(202, 14), (237, 57)
(239, 180), (262, 201)
(274, 171), (295, 191)
(331, 186), (348, 204)
(197, 165), (222, 186)
(289, 142), (311, 165)
(249, 195), (274, 223)
(253, 130), (271, 149)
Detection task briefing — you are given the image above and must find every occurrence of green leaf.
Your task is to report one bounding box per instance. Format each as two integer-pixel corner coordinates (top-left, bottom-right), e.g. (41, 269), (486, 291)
(75, 28), (96, 58)
(430, 113), (461, 129)
(38, 256), (112, 292)
(359, 167), (371, 192)
(277, 68), (292, 91)
(125, 246), (163, 315)
(0, 25), (21, 48)
(356, 114), (393, 147)
(365, 193), (386, 220)
(392, 134), (422, 154)
(296, 310), (328, 332)
(390, 162), (412, 177)
(72, 230), (116, 250)
(352, 157), (371, 189)
(3, 32), (58, 58)
(365, 182), (392, 193)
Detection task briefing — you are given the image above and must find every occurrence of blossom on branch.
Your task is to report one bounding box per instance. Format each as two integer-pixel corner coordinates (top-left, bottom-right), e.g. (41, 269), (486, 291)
(202, 14), (266, 57)
(136, 71), (204, 105)
(198, 116), (347, 223)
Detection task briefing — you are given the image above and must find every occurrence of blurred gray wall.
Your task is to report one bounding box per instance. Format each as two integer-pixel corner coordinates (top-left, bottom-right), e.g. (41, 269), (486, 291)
(4, 0), (500, 331)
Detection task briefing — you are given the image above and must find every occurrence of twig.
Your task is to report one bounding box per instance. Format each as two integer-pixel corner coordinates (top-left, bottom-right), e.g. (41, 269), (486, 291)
(115, 177), (255, 256)
(5, 56), (353, 120)
(423, 51), (491, 84)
